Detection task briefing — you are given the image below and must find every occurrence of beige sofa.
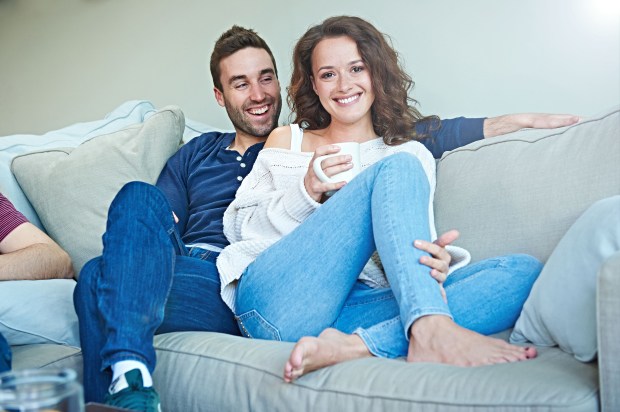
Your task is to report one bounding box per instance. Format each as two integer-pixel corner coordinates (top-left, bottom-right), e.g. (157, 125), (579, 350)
(8, 106), (620, 411)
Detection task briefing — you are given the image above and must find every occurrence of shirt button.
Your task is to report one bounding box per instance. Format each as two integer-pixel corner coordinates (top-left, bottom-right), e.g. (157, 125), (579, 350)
(237, 176), (243, 181)
(240, 163), (246, 168)
(236, 156), (242, 161)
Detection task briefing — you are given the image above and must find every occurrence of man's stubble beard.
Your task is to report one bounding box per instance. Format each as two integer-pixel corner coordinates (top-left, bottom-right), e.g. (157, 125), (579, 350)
(225, 96), (282, 138)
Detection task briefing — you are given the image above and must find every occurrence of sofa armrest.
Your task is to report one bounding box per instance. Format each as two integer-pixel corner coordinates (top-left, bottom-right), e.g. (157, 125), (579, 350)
(597, 251), (620, 412)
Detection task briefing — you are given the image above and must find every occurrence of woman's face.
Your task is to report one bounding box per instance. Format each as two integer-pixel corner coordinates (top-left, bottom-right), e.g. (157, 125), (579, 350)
(310, 36), (375, 127)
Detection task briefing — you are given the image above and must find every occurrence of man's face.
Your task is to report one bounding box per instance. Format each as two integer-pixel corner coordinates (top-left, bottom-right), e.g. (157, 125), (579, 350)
(214, 47), (282, 138)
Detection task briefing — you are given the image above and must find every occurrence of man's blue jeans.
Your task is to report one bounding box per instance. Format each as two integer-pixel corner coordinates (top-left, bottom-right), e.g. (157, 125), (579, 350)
(236, 153), (542, 358)
(74, 182), (240, 403)
(0, 332), (10, 373)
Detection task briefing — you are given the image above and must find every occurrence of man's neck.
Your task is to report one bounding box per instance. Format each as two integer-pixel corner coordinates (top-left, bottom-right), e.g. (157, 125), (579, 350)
(228, 131), (265, 155)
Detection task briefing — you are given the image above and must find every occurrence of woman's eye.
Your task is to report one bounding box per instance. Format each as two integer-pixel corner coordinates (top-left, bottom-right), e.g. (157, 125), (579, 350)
(320, 72), (335, 79)
(352, 66), (364, 73)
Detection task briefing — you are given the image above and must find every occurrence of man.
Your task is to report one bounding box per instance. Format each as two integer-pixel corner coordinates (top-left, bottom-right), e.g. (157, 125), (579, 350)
(0, 192), (75, 373)
(74, 25), (578, 411)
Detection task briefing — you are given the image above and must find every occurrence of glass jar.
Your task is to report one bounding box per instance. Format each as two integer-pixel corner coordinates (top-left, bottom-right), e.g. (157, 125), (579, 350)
(0, 368), (84, 412)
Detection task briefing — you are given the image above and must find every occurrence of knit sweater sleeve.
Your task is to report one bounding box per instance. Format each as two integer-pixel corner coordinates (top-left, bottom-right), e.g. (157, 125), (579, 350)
(223, 148), (319, 241)
(217, 148), (320, 310)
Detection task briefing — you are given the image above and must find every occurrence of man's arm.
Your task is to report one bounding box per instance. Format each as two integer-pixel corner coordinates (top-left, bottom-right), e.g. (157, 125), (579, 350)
(483, 113), (580, 138)
(0, 222), (74, 280)
(421, 114), (580, 158)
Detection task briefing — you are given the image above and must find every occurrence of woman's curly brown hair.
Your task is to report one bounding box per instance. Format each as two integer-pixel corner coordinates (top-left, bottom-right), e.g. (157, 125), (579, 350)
(288, 16), (438, 145)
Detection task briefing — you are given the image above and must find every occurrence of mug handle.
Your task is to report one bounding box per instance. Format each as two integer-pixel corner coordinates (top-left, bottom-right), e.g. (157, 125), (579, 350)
(312, 155), (335, 183)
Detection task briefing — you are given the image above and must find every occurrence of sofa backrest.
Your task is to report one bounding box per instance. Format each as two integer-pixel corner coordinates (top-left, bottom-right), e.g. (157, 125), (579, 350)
(434, 108), (620, 263)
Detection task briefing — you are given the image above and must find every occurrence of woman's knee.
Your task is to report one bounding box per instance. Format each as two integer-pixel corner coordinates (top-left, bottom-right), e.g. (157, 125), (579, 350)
(378, 153), (428, 186)
(382, 152), (423, 170)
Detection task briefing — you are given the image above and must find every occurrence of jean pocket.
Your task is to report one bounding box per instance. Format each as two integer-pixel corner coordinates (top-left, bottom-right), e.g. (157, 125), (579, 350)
(235, 310), (281, 341)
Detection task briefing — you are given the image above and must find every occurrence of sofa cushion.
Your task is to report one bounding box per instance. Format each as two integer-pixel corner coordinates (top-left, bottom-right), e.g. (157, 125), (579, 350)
(510, 196), (620, 362)
(0, 100), (158, 228)
(10, 107), (184, 275)
(0, 279), (79, 347)
(10, 344), (82, 382)
(152, 331), (599, 411)
(434, 107), (620, 263)
(0, 100), (224, 231)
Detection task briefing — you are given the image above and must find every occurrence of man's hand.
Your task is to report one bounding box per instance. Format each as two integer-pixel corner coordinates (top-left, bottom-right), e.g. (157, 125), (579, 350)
(414, 230), (460, 302)
(483, 114), (580, 138)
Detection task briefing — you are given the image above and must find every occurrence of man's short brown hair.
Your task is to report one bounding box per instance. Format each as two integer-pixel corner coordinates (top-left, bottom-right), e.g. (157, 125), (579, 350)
(210, 26), (278, 91)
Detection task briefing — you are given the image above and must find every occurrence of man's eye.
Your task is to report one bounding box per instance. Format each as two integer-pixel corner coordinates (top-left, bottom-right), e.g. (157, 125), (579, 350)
(235, 83), (248, 90)
(261, 77), (273, 84)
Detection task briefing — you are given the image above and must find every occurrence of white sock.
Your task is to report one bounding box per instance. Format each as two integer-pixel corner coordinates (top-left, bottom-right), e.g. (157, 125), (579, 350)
(109, 360), (153, 394)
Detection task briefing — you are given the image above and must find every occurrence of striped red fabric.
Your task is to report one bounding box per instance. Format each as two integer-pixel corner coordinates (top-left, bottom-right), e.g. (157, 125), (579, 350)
(0, 193), (28, 243)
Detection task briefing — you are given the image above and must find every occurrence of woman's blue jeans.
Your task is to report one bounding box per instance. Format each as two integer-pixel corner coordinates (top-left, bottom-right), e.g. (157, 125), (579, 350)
(74, 182), (240, 403)
(236, 153), (542, 358)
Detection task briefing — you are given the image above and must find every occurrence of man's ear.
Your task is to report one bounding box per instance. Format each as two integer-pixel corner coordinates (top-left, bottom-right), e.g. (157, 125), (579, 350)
(214, 87), (225, 107)
(311, 76), (317, 94)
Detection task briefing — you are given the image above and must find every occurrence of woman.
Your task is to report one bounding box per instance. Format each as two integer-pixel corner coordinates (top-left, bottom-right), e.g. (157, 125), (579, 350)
(217, 16), (540, 382)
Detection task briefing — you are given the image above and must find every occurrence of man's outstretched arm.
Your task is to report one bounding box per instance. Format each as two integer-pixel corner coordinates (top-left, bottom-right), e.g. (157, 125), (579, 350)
(423, 114), (580, 158)
(483, 113), (580, 138)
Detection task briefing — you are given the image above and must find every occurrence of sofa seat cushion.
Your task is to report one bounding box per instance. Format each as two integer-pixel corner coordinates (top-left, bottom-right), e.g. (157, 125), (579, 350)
(153, 332), (599, 411)
(11, 344), (82, 381)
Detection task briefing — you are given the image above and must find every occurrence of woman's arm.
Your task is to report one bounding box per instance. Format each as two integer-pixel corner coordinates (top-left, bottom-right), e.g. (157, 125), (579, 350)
(222, 148), (320, 245)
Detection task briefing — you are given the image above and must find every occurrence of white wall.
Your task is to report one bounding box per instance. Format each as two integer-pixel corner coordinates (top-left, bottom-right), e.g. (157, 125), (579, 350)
(0, 0), (618, 136)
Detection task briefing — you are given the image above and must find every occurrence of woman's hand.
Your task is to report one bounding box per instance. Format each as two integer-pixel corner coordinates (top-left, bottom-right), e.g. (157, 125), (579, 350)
(305, 144), (354, 202)
(414, 230), (460, 302)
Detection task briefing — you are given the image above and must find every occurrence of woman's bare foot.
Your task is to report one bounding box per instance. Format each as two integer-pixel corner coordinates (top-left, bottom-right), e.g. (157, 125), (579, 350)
(284, 328), (371, 382)
(407, 315), (537, 366)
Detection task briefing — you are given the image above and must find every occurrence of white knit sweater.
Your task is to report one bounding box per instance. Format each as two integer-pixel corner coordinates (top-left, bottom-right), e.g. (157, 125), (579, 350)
(216, 134), (471, 311)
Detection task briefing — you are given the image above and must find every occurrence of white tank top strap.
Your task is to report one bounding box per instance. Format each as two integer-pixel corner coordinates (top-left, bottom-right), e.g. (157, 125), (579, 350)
(289, 124), (304, 152)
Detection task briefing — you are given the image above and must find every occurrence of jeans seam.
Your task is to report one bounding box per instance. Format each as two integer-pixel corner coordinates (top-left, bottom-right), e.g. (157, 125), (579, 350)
(381, 159), (409, 337)
(342, 293), (394, 308)
(235, 310), (282, 341)
(445, 259), (501, 292)
(235, 316), (253, 339)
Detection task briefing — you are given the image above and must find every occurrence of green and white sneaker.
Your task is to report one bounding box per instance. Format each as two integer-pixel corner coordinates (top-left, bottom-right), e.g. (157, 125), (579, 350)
(104, 369), (162, 412)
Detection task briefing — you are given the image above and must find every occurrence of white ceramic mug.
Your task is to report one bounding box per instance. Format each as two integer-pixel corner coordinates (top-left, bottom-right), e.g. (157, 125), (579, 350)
(312, 142), (361, 184)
